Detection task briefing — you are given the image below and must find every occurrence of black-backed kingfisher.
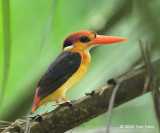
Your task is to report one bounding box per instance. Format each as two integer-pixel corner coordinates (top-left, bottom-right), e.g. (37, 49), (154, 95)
(31, 30), (127, 113)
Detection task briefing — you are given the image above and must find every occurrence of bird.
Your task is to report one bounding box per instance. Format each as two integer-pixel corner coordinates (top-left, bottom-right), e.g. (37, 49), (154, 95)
(31, 30), (127, 113)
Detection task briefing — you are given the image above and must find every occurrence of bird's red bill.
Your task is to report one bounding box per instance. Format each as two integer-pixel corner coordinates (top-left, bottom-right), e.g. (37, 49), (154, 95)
(91, 35), (127, 45)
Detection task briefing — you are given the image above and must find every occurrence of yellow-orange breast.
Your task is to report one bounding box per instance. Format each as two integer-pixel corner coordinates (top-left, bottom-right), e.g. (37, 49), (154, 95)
(37, 52), (91, 108)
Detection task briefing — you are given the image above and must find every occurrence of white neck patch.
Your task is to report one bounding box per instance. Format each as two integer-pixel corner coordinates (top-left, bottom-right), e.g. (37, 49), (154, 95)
(63, 45), (74, 51)
(84, 45), (97, 52)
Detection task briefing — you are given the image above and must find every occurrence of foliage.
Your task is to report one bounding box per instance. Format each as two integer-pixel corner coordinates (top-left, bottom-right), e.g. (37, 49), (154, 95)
(0, 0), (160, 132)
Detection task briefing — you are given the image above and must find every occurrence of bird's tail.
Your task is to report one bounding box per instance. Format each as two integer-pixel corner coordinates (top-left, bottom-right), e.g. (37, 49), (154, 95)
(31, 87), (40, 113)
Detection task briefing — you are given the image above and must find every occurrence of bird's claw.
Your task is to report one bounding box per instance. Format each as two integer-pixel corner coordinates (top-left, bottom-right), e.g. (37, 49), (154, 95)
(107, 78), (117, 86)
(29, 115), (43, 123)
(60, 100), (77, 107)
(52, 100), (77, 107)
(85, 90), (95, 96)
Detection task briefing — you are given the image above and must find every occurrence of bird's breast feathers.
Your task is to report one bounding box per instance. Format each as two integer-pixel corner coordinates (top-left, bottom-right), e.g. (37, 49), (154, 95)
(37, 51), (91, 107)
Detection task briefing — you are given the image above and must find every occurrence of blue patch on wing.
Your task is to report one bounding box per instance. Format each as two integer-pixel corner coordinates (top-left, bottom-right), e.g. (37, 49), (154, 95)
(37, 51), (81, 100)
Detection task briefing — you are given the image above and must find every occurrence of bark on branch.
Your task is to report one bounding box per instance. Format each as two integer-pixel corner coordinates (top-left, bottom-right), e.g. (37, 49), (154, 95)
(2, 59), (160, 133)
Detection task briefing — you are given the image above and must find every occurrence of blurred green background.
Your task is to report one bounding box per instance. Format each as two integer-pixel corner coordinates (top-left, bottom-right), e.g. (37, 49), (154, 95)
(0, 0), (160, 132)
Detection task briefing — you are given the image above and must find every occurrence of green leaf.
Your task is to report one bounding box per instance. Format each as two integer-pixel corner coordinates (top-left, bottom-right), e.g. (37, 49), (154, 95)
(0, 0), (11, 117)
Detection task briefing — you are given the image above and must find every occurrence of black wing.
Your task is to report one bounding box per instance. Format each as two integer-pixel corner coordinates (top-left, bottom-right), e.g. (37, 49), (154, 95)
(37, 51), (81, 100)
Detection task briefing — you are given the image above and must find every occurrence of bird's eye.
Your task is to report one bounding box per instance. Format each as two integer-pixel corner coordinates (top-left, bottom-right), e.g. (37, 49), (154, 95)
(64, 41), (72, 47)
(79, 36), (90, 43)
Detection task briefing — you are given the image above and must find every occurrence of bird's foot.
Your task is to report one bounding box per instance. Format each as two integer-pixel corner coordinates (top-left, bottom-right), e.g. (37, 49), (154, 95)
(59, 100), (77, 107)
(62, 97), (68, 102)
(85, 90), (95, 96)
(52, 100), (77, 107)
(107, 78), (117, 86)
(55, 99), (60, 104)
(29, 114), (43, 123)
(41, 111), (48, 116)
(52, 99), (60, 106)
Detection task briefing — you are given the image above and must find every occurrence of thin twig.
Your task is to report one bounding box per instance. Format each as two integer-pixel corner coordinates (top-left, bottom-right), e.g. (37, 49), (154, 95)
(39, 0), (57, 54)
(139, 40), (160, 129)
(24, 114), (30, 133)
(0, 120), (12, 124)
(106, 83), (120, 133)
(139, 40), (151, 94)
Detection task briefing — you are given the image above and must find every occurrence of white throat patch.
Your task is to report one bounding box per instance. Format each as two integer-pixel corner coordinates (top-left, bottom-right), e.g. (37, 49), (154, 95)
(84, 45), (96, 52)
(64, 46), (74, 51)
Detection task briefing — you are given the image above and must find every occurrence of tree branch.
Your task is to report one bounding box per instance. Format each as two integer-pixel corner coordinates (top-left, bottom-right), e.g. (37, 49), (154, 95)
(2, 59), (160, 133)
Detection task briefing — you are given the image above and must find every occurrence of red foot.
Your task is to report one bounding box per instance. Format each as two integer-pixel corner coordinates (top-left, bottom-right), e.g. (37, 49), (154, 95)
(55, 99), (60, 104)
(62, 97), (68, 102)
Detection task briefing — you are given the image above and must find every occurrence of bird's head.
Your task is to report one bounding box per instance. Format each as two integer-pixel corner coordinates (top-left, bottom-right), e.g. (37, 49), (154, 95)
(62, 30), (127, 52)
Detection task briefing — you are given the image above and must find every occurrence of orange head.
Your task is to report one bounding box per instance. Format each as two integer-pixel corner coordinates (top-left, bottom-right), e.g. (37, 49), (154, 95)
(62, 30), (127, 52)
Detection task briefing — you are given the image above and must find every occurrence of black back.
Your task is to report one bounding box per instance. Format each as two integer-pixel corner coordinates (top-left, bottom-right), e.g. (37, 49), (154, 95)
(37, 51), (81, 100)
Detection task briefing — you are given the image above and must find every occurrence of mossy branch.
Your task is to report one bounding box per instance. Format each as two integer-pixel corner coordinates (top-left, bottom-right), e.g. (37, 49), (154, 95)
(2, 59), (160, 133)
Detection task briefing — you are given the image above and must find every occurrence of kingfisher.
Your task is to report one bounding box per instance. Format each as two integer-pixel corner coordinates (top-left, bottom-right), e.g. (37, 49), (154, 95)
(31, 30), (127, 113)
